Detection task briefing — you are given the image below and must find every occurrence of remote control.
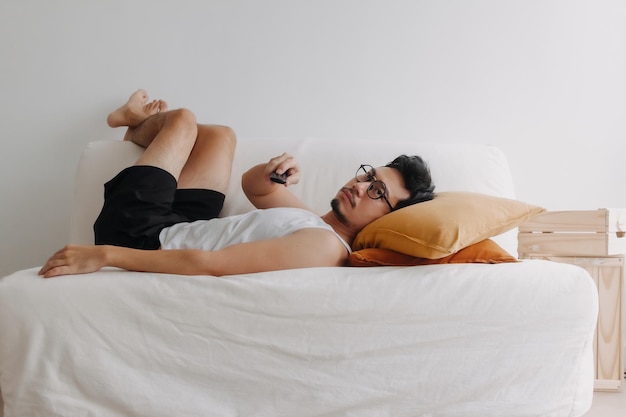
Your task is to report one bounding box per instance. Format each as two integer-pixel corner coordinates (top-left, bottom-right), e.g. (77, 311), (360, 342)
(269, 171), (288, 184)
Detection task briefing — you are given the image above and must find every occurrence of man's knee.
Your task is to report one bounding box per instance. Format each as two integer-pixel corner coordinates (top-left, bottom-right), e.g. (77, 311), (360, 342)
(219, 125), (237, 151)
(200, 124), (237, 151)
(165, 108), (198, 133)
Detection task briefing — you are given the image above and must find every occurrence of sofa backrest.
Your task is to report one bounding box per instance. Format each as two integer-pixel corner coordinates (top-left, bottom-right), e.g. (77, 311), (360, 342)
(70, 138), (517, 254)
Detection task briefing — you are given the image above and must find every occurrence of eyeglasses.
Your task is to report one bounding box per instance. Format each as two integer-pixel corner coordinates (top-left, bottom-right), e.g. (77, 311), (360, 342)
(355, 164), (393, 211)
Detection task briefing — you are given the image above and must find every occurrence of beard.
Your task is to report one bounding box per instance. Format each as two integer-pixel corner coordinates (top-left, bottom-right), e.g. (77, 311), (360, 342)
(331, 198), (349, 225)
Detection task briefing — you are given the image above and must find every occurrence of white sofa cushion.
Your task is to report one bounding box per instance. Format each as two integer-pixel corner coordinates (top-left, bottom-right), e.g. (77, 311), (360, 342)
(70, 138), (517, 253)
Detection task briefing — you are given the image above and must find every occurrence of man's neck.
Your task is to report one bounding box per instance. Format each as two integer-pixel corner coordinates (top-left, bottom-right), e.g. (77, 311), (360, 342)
(320, 211), (358, 246)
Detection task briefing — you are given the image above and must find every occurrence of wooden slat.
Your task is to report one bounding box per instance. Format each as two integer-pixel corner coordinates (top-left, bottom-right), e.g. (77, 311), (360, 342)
(518, 232), (626, 256)
(519, 210), (607, 233)
(528, 256), (623, 268)
(595, 264), (623, 384)
(518, 233), (608, 257)
(520, 208), (626, 234)
(594, 379), (623, 391)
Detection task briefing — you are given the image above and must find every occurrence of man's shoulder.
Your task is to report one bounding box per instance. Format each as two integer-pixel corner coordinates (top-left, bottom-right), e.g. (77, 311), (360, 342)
(289, 228), (351, 257)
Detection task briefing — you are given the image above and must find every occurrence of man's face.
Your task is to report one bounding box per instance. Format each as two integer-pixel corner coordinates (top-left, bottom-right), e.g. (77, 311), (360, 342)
(331, 166), (410, 231)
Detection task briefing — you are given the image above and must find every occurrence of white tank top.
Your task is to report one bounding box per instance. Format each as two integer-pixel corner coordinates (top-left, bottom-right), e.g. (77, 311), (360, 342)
(159, 207), (351, 253)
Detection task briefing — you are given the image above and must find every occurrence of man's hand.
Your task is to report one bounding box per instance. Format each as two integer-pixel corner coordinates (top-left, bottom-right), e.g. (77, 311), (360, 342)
(264, 152), (301, 186)
(38, 244), (108, 278)
(242, 152), (310, 211)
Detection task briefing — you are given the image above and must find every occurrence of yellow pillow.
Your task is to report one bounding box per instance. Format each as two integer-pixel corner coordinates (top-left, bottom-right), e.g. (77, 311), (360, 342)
(348, 239), (518, 267)
(352, 191), (544, 259)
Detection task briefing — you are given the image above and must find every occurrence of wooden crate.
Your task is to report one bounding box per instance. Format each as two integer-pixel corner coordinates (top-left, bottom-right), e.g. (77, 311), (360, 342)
(519, 209), (625, 392)
(518, 209), (626, 257)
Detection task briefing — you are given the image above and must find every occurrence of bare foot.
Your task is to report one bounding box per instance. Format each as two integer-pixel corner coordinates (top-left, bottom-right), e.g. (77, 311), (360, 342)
(106, 90), (167, 128)
(121, 99), (169, 142)
(143, 99), (168, 115)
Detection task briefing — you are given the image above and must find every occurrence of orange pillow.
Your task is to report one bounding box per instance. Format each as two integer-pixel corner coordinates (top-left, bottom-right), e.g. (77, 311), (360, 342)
(348, 239), (518, 267)
(352, 191), (544, 259)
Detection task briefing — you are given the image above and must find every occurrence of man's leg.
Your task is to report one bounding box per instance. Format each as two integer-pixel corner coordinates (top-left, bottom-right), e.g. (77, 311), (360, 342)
(177, 124), (236, 194)
(106, 90), (197, 181)
(95, 90), (235, 247)
(131, 109), (198, 181)
(108, 90), (236, 193)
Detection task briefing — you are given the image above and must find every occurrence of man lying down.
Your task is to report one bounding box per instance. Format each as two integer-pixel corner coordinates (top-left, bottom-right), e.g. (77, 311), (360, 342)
(39, 89), (435, 278)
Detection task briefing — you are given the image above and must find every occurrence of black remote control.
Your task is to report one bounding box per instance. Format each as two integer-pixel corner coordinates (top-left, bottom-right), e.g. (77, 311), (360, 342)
(269, 171), (288, 184)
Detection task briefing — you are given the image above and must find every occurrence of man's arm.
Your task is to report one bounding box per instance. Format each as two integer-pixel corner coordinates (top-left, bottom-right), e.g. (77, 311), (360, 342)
(38, 229), (348, 278)
(242, 153), (310, 210)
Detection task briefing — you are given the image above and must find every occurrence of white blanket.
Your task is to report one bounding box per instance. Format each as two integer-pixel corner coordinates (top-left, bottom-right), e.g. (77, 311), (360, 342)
(0, 260), (596, 417)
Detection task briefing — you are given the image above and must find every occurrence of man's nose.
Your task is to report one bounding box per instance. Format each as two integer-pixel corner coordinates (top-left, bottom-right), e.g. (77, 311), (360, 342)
(353, 181), (369, 196)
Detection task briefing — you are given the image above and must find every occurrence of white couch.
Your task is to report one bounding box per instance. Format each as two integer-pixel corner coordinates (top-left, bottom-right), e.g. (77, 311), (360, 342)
(0, 138), (597, 417)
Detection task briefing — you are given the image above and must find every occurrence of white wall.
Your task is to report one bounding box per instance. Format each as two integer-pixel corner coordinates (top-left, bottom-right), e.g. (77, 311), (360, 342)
(1, 0), (625, 277)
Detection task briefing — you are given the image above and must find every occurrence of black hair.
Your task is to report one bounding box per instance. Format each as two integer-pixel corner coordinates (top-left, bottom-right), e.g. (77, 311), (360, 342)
(386, 155), (435, 210)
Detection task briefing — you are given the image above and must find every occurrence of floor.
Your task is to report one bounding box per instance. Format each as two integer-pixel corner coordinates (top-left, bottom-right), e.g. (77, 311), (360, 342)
(583, 383), (626, 417)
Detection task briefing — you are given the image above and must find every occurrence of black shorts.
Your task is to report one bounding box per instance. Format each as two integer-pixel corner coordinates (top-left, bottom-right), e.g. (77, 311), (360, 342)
(93, 165), (225, 250)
